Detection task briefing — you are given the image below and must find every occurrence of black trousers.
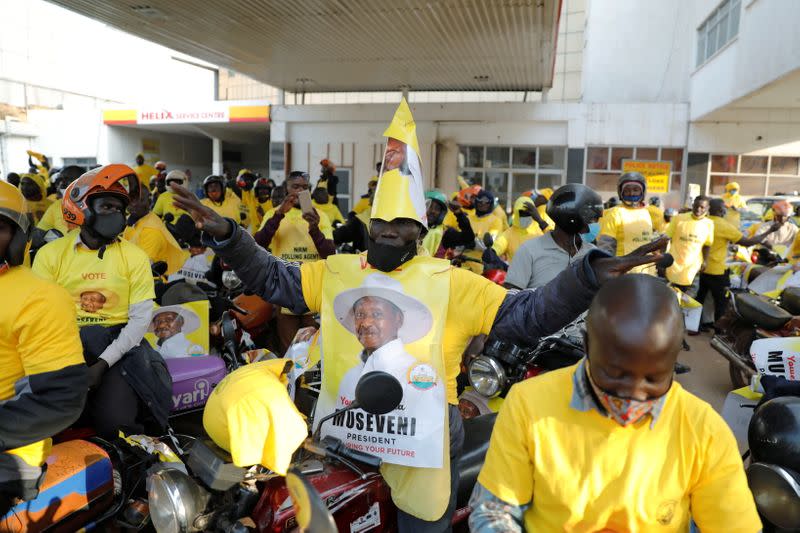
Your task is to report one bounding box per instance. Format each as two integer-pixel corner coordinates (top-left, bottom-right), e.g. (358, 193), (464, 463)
(697, 272), (731, 323)
(673, 274), (700, 300)
(396, 404), (465, 533)
(80, 325), (144, 440)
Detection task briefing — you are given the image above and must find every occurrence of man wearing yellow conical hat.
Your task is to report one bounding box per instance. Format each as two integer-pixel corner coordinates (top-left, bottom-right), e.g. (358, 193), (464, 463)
(169, 99), (667, 530)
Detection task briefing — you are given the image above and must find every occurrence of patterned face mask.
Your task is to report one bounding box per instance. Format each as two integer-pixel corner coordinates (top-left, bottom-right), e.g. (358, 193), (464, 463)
(586, 363), (667, 427)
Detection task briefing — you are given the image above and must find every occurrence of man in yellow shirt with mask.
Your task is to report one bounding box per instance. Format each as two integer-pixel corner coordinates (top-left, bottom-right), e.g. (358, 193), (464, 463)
(200, 174), (244, 222)
(32, 164), (172, 440)
(665, 195), (714, 297)
(0, 182), (87, 514)
(492, 196), (544, 262)
(599, 172), (657, 259)
(311, 186), (344, 225)
(152, 170), (190, 221)
(470, 274), (760, 532)
(132, 153), (157, 190)
(722, 181), (747, 228)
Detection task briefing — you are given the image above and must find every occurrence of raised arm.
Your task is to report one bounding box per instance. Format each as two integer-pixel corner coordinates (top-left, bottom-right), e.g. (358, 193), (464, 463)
(171, 184), (310, 314)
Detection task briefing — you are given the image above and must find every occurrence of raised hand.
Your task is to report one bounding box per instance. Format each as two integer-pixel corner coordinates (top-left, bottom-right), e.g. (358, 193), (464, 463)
(170, 183), (232, 240)
(590, 236), (669, 285)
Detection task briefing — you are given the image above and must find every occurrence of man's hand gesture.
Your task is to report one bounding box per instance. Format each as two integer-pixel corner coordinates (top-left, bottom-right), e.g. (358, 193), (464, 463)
(590, 236), (669, 285)
(170, 183), (232, 240)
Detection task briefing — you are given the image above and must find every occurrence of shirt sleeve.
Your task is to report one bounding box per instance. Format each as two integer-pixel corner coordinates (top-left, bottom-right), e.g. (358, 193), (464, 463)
(492, 232), (509, 257)
(721, 221), (744, 243)
(468, 482), (526, 533)
(317, 211), (334, 239)
(300, 260), (326, 314)
(449, 267), (508, 336)
(127, 246), (157, 305)
(135, 228), (166, 263)
(666, 217), (677, 239)
(505, 244), (533, 289)
(477, 385), (534, 506)
(690, 411), (762, 532)
(152, 194), (166, 216)
(598, 209), (618, 239)
(704, 221), (714, 246)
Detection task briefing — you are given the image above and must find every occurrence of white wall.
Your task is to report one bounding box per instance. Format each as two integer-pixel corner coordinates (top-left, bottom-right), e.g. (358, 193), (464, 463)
(582, 0), (694, 104)
(690, 0), (800, 119)
(106, 127), (212, 185)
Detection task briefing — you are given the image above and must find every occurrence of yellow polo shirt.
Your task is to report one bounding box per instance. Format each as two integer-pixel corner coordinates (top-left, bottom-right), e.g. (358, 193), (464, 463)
(300, 260), (506, 404)
(133, 163), (158, 189)
(36, 200), (70, 234)
(479, 365), (761, 532)
(599, 205), (654, 256)
(122, 212), (189, 276)
(706, 215), (743, 276)
(202, 194), (243, 222)
(353, 196), (371, 214)
(493, 225), (543, 261)
(32, 230), (155, 327)
(258, 208), (333, 262)
(666, 213), (714, 286)
(0, 267), (83, 466)
(313, 200), (344, 225)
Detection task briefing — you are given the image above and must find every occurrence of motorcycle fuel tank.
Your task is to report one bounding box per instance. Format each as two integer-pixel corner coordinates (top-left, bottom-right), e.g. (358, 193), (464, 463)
(166, 355), (227, 413)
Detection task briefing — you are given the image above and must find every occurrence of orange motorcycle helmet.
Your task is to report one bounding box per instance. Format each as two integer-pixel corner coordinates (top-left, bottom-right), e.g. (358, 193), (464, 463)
(62, 164), (140, 227)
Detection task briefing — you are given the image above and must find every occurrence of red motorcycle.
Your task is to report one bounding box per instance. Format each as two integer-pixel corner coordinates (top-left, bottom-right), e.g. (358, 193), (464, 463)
(145, 372), (496, 532)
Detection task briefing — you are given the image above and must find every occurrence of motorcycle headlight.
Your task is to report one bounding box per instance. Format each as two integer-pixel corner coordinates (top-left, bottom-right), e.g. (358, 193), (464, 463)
(468, 355), (506, 398)
(148, 469), (209, 533)
(222, 270), (242, 290)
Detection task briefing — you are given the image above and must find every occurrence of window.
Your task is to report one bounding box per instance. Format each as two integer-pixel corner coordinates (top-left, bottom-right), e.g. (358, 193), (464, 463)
(458, 145), (566, 211)
(706, 153), (800, 196)
(335, 168), (352, 213)
(697, 0), (741, 66)
(584, 146), (684, 197)
(61, 157), (97, 167)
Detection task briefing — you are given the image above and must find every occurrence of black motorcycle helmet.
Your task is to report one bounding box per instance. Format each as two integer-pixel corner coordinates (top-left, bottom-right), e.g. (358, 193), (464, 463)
(203, 174), (226, 200)
(618, 172), (647, 206)
(749, 396), (800, 473)
(546, 184), (604, 234)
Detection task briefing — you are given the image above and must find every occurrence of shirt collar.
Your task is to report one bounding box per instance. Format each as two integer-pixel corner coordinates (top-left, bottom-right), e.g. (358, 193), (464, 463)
(569, 358), (667, 429)
(360, 338), (404, 363)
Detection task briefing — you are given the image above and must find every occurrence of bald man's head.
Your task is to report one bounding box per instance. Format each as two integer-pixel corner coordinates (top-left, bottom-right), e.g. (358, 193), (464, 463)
(585, 274), (684, 401)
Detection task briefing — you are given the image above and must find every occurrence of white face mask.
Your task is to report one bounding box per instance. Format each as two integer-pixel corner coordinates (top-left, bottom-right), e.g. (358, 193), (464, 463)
(518, 216), (533, 229)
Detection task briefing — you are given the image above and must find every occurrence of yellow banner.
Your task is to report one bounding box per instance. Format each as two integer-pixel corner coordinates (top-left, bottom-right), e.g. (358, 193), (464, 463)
(622, 159), (672, 194)
(145, 301), (210, 358)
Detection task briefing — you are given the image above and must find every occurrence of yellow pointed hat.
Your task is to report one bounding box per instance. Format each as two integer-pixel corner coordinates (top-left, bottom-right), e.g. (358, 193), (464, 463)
(371, 98), (427, 228)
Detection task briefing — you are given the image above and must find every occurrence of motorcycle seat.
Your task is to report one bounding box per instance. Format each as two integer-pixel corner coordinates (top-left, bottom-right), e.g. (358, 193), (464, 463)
(456, 413), (497, 508)
(781, 287), (800, 316)
(735, 292), (792, 331)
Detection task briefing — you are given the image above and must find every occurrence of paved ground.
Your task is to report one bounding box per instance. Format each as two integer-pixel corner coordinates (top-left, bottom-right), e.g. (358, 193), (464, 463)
(676, 330), (732, 413)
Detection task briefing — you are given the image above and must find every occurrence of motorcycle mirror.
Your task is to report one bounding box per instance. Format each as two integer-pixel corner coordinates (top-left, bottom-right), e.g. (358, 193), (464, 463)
(355, 371), (403, 415)
(747, 462), (800, 529)
(286, 467), (337, 533)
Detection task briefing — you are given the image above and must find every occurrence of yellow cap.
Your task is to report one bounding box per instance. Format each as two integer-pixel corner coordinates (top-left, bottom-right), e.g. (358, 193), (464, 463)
(726, 182), (740, 191)
(371, 99), (427, 227)
(238, 168), (253, 177)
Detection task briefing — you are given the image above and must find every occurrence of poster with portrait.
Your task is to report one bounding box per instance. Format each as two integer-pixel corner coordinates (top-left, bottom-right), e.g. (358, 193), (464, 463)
(144, 301), (210, 359)
(314, 256), (449, 469)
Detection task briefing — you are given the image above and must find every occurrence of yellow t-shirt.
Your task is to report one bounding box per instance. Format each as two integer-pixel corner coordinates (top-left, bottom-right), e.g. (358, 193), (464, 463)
(26, 198), (52, 225)
(258, 208), (333, 262)
(201, 194), (243, 222)
(313, 200), (344, 225)
(353, 196), (371, 214)
(36, 199), (69, 234)
(494, 204), (510, 231)
(122, 212), (189, 276)
(421, 225), (444, 257)
(0, 267), (83, 466)
(203, 359), (307, 475)
(462, 212), (506, 273)
(706, 215), (743, 276)
(647, 204), (666, 233)
(478, 365), (762, 533)
(152, 191), (188, 220)
(32, 230), (155, 327)
(599, 205), (655, 256)
(301, 260), (506, 404)
(493, 225), (543, 261)
(133, 164), (157, 189)
(665, 213), (714, 286)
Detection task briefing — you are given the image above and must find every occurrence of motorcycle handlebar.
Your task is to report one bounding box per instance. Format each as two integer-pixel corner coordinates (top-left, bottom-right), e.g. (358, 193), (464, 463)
(309, 436), (382, 469)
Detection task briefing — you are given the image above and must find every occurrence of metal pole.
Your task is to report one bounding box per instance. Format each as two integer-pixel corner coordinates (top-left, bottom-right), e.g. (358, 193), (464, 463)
(212, 137), (223, 175)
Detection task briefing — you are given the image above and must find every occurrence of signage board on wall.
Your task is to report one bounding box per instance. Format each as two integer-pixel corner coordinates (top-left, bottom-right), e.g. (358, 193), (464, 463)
(103, 103), (270, 125)
(621, 159), (671, 194)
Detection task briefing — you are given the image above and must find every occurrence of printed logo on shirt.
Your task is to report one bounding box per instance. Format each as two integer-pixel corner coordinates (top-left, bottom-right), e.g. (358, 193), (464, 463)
(407, 363), (437, 390)
(656, 500), (677, 525)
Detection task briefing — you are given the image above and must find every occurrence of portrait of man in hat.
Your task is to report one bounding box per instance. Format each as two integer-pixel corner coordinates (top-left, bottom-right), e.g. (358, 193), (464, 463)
(149, 304), (204, 359)
(334, 273), (440, 405)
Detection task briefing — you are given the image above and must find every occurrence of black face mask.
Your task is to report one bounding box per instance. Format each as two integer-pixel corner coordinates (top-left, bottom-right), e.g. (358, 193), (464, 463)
(93, 212), (127, 240)
(366, 237), (417, 272)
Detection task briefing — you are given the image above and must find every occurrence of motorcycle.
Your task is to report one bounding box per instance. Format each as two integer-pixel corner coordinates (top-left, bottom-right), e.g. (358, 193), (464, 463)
(144, 371), (497, 532)
(744, 396), (800, 532)
(459, 318), (586, 418)
(711, 286), (800, 389)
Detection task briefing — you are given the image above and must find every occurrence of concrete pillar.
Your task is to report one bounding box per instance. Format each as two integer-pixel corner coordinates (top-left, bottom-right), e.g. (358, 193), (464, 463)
(212, 137), (223, 175)
(435, 139), (459, 190)
(277, 89), (285, 106)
